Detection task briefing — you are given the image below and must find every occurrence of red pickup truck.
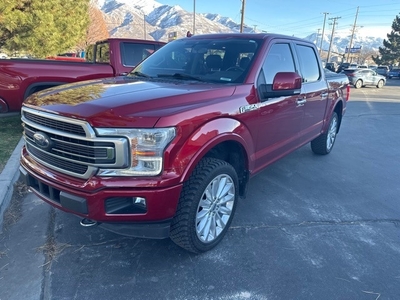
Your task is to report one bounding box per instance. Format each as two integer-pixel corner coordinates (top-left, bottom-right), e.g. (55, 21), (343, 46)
(19, 33), (349, 253)
(0, 38), (165, 113)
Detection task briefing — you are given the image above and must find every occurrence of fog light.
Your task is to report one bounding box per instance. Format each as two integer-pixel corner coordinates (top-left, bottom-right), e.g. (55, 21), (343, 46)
(134, 197), (146, 208)
(105, 196), (147, 214)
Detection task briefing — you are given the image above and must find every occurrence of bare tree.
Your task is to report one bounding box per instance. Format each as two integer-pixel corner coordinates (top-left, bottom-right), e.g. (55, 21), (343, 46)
(77, 0), (109, 50)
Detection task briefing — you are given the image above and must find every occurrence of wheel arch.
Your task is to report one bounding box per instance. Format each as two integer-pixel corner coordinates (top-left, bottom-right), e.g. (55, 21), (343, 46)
(355, 79), (363, 88)
(24, 81), (68, 100)
(333, 100), (344, 133)
(171, 118), (253, 197)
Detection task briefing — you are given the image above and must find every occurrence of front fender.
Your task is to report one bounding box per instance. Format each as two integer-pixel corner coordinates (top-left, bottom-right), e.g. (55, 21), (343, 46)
(168, 118), (255, 183)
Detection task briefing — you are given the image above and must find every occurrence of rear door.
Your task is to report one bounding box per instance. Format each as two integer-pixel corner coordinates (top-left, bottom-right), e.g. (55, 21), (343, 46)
(359, 69), (373, 85)
(293, 42), (329, 140)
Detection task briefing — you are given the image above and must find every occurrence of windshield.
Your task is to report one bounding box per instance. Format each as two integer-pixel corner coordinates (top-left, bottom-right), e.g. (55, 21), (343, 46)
(128, 37), (262, 84)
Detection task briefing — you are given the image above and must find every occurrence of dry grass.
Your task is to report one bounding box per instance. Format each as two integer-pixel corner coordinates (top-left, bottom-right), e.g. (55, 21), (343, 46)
(36, 237), (71, 270)
(2, 181), (30, 231)
(0, 114), (23, 173)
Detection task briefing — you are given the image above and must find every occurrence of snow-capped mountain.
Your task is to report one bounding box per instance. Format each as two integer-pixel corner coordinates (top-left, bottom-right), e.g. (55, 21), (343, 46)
(98, 0), (255, 41)
(98, 0), (383, 52)
(304, 31), (383, 54)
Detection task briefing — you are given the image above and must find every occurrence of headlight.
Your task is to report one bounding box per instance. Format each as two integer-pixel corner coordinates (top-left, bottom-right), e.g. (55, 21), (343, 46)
(95, 127), (176, 176)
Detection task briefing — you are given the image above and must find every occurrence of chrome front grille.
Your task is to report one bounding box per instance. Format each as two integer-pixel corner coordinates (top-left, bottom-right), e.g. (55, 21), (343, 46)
(24, 111), (86, 136)
(22, 107), (129, 179)
(26, 143), (89, 175)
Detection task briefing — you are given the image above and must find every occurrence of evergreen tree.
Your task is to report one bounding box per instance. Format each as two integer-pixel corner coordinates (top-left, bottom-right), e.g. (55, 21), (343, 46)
(0, 0), (90, 57)
(373, 13), (400, 65)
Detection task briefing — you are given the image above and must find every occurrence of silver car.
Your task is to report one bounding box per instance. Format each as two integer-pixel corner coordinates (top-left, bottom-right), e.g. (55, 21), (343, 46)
(343, 68), (386, 89)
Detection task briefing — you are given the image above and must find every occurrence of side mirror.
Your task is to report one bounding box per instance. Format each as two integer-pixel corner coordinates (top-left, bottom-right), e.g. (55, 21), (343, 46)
(259, 72), (302, 98)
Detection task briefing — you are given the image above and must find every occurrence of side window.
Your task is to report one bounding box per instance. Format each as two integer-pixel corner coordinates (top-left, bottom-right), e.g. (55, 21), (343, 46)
(85, 45), (94, 62)
(295, 44), (320, 82)
(96, 42), (110, 63)
(121, 43), (156, 66)
(261, 43), (295, 84)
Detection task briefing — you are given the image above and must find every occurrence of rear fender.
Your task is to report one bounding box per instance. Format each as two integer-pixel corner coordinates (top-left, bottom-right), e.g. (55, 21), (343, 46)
(323, 98), (344, 133)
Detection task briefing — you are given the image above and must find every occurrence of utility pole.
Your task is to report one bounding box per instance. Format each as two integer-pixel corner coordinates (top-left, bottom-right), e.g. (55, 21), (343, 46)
(143, 15), (146, 40)
(347, 6), (359, 62)
(327, 17), (341, 63)
(316, 28), (321, 49)
(240, 0), (246, 33)
(319, 12), (329, 55)
(193, 0), (196, 34)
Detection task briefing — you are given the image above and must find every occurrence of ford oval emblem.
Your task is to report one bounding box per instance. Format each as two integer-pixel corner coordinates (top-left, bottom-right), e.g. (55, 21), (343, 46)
(33, 132), (53, 151)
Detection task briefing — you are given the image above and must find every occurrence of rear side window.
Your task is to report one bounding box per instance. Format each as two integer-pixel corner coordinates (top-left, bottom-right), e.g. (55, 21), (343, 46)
(120, 43), (157, 67)
(295, 44), (320, 82)
(95, 42), (110, 63)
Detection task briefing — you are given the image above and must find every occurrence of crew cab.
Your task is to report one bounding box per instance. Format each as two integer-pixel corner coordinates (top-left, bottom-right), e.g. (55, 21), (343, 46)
(19, 33), (349, 253)
(0, 38), (165, 113)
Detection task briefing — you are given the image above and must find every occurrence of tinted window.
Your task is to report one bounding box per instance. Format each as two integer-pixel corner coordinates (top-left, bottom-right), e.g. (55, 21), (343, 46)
(295, 44), (320, 82)
(120, 43), (157, 67)
(262, 43), (295, 84)
(130, 38), (262, 84)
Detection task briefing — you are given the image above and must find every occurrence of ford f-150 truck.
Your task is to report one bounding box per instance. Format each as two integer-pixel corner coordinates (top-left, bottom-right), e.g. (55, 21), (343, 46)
(19, 33), (349, 253)
(0, 38), (165, 113)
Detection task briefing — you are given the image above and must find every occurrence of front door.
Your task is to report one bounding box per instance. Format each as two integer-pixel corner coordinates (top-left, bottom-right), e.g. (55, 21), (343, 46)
(253, 42), (305, 173)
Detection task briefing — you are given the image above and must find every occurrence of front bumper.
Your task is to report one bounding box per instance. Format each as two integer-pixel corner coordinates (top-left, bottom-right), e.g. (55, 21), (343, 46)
(20, 149), (183, 239)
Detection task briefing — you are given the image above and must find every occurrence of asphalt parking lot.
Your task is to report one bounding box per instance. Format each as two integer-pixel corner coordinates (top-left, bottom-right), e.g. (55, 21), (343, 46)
(1, 79), (400, 300)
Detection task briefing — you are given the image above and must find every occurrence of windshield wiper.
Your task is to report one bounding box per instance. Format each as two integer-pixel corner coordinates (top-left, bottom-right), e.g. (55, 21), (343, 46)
(157, 73), (205, 82)
(129, 71), (152, 78)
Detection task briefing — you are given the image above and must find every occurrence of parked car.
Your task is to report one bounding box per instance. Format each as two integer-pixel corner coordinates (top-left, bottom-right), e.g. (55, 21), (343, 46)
(376, 65), (390, 77)
(337, 62), (350, 73)
(343, 68), (386, 88)
(388, 67), (400, 79)
(325, 62), (338, 72)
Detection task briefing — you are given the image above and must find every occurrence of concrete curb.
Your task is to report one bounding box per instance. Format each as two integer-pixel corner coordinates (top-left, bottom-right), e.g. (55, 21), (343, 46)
(0, 137), (24, 230)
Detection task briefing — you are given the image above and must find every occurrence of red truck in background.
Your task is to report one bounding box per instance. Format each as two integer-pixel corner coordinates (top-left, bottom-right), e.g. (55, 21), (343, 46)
(0, 38), (165, 113)
(19, 33), (350, 253)
(46, 53), (86, 62)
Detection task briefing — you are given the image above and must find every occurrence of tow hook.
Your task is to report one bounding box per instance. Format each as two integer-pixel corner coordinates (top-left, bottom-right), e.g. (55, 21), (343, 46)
(80, 218), (97, 227)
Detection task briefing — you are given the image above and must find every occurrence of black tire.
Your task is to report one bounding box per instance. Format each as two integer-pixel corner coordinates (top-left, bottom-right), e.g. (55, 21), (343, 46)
(170, 157), (238, 253)
(354, 80), (363, 89)
(376, 80), (384, 88)
(311, 112), (339, 155)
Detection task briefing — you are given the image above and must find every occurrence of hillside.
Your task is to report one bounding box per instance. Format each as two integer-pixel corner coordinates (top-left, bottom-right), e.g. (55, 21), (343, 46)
(98, 0), (383, 54)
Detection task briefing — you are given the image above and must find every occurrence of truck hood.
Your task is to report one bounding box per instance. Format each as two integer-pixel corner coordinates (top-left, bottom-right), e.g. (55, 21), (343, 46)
(24, 77), (236, 127)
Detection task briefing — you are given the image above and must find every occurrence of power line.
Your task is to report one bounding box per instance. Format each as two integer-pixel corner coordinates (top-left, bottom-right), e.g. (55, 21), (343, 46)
(243, 4), (399, 36)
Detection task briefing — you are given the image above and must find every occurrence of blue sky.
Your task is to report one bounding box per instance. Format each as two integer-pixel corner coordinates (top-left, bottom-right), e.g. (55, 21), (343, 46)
(161, 0), (400, 38)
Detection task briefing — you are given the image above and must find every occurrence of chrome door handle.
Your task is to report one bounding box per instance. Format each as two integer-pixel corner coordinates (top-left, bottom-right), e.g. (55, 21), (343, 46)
(296, 99), (307, 106)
